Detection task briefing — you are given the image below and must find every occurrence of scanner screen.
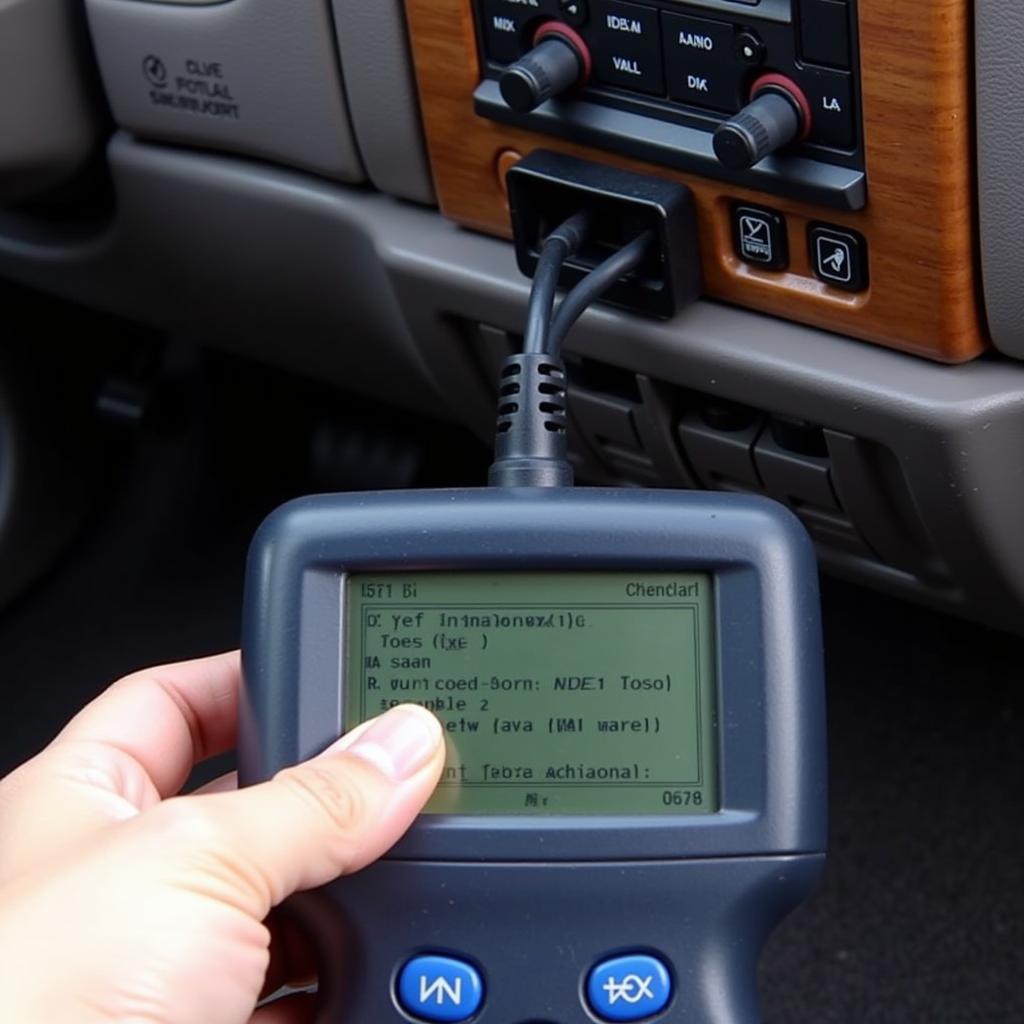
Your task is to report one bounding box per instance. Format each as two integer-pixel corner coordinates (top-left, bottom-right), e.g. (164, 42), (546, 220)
(344, 572), (718, 815)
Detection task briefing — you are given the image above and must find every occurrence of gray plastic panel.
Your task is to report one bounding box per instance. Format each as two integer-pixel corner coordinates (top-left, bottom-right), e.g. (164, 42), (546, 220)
(379, 203), (1024, 632)
(677, 415), (763, 491)
(85, 0), (364, 182)
(754, 435), (840, 513)
(976, 0), (1024, 359)
(0, 137), (436, 415)
(332, 0), (435, 205)
(0, 137), (1022, 629)
(0, 0), (102, 201)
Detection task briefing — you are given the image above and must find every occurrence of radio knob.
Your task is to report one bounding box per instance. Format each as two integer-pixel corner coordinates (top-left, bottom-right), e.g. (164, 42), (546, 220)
(713, 74), (812, 170)
(499, 22), (592, 113)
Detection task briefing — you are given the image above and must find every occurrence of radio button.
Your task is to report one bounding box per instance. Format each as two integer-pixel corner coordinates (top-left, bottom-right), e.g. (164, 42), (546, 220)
(662, 13), (741, 112)
(800, 0), (851, 69)
(735, 28), (766, 67)
(591, 0), (665, 95)
(481, 0), (533, 64)
(586, 953), (673, 1022)
(800, 68), (855, 149)
(397, 955), (484, 1023)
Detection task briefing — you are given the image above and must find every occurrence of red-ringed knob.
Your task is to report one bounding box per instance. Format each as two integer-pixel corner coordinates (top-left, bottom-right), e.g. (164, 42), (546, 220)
(713, 74), (812, 170)
(499, 21), (591, 114)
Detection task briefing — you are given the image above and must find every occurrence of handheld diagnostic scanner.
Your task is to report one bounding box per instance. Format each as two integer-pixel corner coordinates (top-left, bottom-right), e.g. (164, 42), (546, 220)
(238, 487), (825, 1024)
(238, 205), (825, 1024)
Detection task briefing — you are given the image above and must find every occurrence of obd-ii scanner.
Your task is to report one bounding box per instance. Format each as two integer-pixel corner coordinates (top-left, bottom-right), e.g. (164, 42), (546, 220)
(239, 164), (826, 1024)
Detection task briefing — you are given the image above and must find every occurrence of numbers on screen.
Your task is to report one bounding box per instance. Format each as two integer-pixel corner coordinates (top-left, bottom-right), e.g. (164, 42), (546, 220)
(662, 790), (704, 807)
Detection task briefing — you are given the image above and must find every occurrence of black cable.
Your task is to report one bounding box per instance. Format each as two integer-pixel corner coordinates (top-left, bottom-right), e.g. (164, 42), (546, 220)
(546, 229), (656, 357)
(523, 211), (592, 356)
(489, 217), (654, 489)
(488, 211), (591, 488)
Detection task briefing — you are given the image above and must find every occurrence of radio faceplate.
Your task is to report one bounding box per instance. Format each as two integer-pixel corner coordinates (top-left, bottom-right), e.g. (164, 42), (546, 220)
(474, 0), (864, 209)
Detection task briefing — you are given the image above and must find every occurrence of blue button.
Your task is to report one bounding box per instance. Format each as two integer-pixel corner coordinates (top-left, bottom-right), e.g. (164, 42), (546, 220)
(397, 955), (484, 1022)
(586, 954), (672, 1022)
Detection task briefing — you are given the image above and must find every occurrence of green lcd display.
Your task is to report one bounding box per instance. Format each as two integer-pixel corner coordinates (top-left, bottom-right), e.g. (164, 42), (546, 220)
(343, 572), (719, 815)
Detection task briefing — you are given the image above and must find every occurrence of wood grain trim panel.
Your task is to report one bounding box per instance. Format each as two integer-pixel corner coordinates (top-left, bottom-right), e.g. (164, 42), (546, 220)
(405, 0), (985, 363)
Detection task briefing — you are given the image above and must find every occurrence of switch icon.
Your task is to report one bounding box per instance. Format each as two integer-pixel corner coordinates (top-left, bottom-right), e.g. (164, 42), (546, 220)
(732, 204), (789, 271)
(809, 224), (868, 291)
(740, 214), (773, 262)
(817, 237), (850, 281)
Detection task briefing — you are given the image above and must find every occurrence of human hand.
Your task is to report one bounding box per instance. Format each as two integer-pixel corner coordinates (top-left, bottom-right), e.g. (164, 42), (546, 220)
(0, 651), (444, 1023)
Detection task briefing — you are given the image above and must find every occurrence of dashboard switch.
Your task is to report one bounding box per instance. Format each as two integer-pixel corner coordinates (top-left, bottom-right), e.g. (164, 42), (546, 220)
(809, 223), (868, 291)
(499, 23), (591, 112)
(733, 204), (789, 270)
(713, 74), (811, 169)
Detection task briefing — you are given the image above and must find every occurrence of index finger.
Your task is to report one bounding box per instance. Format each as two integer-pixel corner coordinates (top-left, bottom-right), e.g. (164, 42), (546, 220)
(54, 650), (241, 798)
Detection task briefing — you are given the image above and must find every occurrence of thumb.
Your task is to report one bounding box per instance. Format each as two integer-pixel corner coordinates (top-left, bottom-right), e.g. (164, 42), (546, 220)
(139, 704), (445, 916)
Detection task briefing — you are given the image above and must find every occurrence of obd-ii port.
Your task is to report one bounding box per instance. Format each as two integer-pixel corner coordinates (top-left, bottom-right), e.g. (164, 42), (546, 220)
(506, 149), (701, 319)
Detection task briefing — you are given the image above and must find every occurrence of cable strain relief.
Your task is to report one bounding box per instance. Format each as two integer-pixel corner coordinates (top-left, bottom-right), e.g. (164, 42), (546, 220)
(488, 353), (574, 489)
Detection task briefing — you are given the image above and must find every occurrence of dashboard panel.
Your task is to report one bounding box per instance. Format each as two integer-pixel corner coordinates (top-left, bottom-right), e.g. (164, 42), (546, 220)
(85, 0), (364, 182)
(407, 0), (984, 362)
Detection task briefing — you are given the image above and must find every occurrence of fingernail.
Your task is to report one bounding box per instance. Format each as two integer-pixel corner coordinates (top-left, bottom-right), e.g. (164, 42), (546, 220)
(327, 707), (441, 781)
